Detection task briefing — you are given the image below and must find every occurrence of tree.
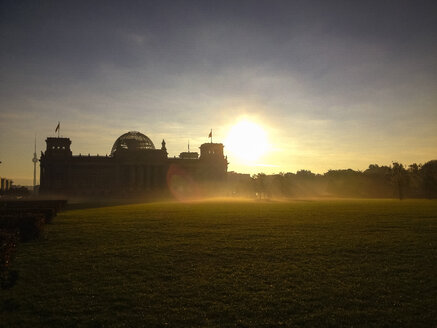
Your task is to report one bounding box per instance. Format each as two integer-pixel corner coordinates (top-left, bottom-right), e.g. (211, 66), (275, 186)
(407, 163), (421, 197)
(392, 162), (407, 200)
(253, 173), (267, 199)
(420, 160), (437, 199)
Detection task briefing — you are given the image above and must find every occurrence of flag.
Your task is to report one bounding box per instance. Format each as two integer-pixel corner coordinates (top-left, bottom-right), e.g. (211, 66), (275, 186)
(55, 122), (60, 133)
(208, 130), (212, 138)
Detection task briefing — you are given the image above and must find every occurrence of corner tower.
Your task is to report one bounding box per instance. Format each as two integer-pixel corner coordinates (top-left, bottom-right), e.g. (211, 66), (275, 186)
(39, 137), (72, 194)
(44, 137), (72, 158)
(199, 143), (228, 181)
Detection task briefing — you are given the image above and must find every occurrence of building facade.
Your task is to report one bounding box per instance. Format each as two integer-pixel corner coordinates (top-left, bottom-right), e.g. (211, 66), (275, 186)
(39, 131), (228, 198)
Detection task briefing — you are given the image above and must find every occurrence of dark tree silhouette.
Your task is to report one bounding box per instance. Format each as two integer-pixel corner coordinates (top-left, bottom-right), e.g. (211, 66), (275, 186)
(392, 162), (408, 200)
(246, 160), (437, 199)
(420, 160), (437, 198)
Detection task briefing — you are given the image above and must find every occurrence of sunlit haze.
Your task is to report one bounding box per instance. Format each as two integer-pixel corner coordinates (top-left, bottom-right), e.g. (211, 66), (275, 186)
(0, 1), (436, 185)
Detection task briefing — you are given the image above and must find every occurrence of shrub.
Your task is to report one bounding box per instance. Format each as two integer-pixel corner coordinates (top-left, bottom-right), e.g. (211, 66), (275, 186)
(0, 214), (45, 242)
(0, 230), (19, 289)
(0, 208), (56, 224)
(40, 208), (56, 224)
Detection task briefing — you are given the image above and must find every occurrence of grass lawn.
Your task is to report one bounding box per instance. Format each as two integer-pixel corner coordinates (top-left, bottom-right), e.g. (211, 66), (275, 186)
(1, 199), (436, 327)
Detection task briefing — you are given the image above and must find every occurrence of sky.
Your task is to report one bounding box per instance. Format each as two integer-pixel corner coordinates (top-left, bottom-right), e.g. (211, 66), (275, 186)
(1, 0), (436, 185)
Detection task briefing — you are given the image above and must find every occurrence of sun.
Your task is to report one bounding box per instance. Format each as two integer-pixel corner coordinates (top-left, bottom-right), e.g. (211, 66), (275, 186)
(225, 120), (269, 162)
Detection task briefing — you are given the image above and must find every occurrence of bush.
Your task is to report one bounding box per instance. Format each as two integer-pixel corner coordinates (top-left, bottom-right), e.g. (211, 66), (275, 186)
(0, 230), (19, 289)
(0, 215), (45, 242)
(39, 208), (56, 223)
(0, 208), (56, 224)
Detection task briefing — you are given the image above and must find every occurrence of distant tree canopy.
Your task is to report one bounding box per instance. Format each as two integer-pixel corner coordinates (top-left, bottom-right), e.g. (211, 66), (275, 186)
(231, 160), (437, 199)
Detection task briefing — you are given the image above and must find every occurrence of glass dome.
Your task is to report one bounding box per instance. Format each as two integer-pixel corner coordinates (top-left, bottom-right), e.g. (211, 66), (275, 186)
(110, 131), (155, 156)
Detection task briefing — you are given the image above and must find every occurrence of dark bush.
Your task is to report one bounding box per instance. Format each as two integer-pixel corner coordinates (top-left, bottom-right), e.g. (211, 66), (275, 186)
(38, 208), (56, 223)
(0, 230), (19, 290)
(0, 208), (56, 224)
(0, 200), (67, 213)
(0, 215), (45, 242)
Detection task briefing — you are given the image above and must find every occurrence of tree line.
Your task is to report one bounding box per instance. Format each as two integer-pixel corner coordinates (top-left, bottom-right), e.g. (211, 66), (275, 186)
(231, 160), (437, 199)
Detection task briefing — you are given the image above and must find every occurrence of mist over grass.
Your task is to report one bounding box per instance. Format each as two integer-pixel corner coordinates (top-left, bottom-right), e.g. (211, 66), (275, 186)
(1, 199), (436, 327)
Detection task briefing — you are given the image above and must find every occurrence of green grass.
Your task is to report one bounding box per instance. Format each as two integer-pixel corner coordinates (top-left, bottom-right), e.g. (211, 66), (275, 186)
(1, 199), (436, 327)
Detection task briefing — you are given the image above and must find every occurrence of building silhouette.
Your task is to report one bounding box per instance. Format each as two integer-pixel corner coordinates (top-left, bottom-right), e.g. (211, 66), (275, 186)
(39, 131), (228, 198)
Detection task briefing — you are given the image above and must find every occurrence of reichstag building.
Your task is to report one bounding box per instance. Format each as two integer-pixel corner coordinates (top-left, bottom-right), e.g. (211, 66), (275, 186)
(39, 131), (228, 198)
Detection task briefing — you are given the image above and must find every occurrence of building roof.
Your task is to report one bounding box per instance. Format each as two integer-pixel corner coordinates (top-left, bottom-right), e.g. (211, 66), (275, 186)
(110, 131), (155, 156)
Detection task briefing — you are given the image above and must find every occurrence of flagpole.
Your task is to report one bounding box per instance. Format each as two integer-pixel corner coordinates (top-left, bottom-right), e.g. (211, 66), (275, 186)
(56, 121), (60, 138)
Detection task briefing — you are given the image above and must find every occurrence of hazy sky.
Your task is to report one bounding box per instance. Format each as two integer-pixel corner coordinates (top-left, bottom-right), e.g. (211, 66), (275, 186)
(1, 0), (436, 185)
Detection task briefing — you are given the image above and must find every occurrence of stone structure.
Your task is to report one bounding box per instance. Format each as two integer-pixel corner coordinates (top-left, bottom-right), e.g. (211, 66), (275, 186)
(0, 177), (13, 193)
(39, 131), (228, 197)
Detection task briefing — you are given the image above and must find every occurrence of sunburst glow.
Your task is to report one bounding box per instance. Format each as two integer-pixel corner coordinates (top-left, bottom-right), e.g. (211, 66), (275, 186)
(225, 120), (269, 162)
